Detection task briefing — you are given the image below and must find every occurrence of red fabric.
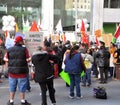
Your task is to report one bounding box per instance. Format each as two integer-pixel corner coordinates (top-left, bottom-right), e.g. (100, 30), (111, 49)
(31, 72), (35, 79)
(54, 64), (58, 78)
(5, 30), (9, 38)
(9, 74), (27, 78)
(114, 26), (120, 39)
(15, 36), (23, 43)
(0, 38), (3, 45)
(96, 37), (99, 46)
(29, 21), (39, 32)
(80, 20), (89, 46)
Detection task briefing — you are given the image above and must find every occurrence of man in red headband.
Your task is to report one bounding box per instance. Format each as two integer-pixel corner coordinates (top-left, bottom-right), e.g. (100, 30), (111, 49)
(4, 36), (31, 105)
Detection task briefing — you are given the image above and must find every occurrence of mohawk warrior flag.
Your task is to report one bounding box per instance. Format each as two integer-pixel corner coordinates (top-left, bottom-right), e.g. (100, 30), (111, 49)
(80, 20), (89, 45)
(114, 25), (120, 39)
(55, 19), (63, 34)
(29, 21), (39, 32)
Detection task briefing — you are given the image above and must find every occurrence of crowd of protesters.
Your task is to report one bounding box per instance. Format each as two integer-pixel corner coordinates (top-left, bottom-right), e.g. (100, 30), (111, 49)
(0, 36), (120, 105)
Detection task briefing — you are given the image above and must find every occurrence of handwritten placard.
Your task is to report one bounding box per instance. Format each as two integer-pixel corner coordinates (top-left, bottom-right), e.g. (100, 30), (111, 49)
(25, 32), (43, 55)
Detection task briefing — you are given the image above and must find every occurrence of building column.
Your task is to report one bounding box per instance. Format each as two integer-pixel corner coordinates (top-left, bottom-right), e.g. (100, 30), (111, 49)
(90, 0), (104, 35)
(41, 0), (54, 34)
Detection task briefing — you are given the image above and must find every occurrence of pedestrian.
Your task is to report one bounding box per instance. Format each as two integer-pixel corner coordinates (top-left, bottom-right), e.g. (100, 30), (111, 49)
(32, 46), (58, 105)
(109, 42), (117, 78)
(64, 45), (86, 99)
(96, 41), (110, 84)
(113, 44), (120, 80)
(4, 36), (31, 105)
(82, 48), (93, 87)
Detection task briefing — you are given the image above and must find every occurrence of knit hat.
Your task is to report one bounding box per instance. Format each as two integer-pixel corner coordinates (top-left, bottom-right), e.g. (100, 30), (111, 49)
(99, 41), (105, 46)
(15, 36), (23, 43)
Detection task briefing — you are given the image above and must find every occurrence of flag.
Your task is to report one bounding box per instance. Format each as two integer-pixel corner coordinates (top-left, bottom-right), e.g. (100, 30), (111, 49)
(112, 37), (116, 43)
(95, 29), (102, 38)
(22, 15), (25, 27)
(29, 21), (39, 32)
(0, 38), (2, 45)
(5, 30), (10, 38)
(15, 23), (19, 32)
(15, 32), (25, 39)
(59, 70), (70, 85)
(95, 37), (99, 46)
(55, 19), (63, 33)
(114, 25), (120, 39)
(5, 37), (14, 49)
(80, 20), (89, 45)
(59, 70), (85, 86)
(37, 19), (42, 31)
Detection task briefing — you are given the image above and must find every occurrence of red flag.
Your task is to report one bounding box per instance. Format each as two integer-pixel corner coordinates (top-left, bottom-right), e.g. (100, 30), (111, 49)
(29, 21), (39, 32)
(114, 25), (120, 39)
(95, 37), (99, 46)
(80, 20), (89, 46)
(0, 38), (2, 45)
(5, 30), (10, 38)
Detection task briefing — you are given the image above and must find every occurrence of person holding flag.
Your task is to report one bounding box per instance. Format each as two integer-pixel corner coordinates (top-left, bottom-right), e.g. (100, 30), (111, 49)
(64, 45), (86, 99)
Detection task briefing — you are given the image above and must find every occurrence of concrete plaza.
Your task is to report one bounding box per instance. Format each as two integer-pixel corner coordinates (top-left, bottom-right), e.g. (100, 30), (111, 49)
(0, 77), (120, 105)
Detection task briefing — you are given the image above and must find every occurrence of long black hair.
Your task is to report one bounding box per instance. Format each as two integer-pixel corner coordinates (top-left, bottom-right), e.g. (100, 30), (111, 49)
(69, 45), (79, 59)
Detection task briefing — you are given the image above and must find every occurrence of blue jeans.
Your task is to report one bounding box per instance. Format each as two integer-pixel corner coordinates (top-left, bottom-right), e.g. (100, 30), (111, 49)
(82, 68), (91, 85)
(26, 74), (31, 90)
(69, 74), (81, 97)
(9, 77), (28, 92)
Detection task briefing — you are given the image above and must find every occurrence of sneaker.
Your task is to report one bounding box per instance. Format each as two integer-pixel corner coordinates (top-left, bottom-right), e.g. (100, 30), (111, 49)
(7, 100), (14, 105)
(26, 89), (31, 92)
(99, 81), (104, 84)
(68, 95), (74, 99)
(76, 95), (83, 99)
(87, 84), (91, 87)
(81, 84), (86, 87)
(21, 100), (31, 105)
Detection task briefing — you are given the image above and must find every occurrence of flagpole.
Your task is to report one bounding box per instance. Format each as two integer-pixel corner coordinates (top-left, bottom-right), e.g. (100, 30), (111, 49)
(75, 0), (78, 41)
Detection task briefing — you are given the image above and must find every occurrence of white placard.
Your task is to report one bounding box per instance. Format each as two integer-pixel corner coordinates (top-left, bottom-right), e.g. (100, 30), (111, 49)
(25, 32), (44, 55)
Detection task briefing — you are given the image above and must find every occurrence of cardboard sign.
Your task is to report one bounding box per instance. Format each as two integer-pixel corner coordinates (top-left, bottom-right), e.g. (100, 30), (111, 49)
(25, 32), (43, 55)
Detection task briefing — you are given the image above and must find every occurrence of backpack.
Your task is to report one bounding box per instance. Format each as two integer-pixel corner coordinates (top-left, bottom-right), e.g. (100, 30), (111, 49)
(93, 86), (107, 99)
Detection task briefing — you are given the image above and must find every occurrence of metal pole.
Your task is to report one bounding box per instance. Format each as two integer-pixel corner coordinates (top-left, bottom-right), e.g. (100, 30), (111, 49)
(75, 0), (78, 41)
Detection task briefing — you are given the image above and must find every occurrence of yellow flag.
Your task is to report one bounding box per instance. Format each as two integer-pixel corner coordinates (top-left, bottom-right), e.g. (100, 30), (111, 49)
(15, 23), (19, 32)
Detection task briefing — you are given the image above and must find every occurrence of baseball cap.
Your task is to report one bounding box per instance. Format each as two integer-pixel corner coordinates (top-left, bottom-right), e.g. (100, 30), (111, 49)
(15, 36), (23, 43)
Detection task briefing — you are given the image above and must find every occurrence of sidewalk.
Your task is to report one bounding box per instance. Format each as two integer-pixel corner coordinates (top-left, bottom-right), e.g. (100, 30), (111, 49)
(0, 77), (120, 105)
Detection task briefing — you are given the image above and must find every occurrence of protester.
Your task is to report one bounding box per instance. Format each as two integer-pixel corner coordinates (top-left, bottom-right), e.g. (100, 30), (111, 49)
(61, 44), (71, 87)
(4, 36), (31, 105)
(82, 48), (93, 87)
(113, 44), (120, 64)
(32, 46), (58, 105)
(64, 45), (86, 99)
(44, 37), (51, 47)
(96, 41), (110, 84)
(109, 42), (117, 78)
(0, 45), (5, 83)
(91, 46), (99, 78)
(113, 44), (120, 80)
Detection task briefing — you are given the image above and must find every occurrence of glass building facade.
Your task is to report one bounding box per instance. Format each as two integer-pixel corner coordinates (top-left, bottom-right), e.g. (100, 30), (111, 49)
(0, 0), (91, 32)
(0, 0), (120, 34)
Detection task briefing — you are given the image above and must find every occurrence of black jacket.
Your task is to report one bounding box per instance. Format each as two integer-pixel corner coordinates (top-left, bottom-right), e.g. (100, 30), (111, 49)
(32, 51), (58, 83)
(96, 46), (110, 67)
(7, 44), (29, 74)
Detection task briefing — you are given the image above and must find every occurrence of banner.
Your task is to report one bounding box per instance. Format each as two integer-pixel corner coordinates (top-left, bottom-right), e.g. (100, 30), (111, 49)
(25, 32), (43, 55)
